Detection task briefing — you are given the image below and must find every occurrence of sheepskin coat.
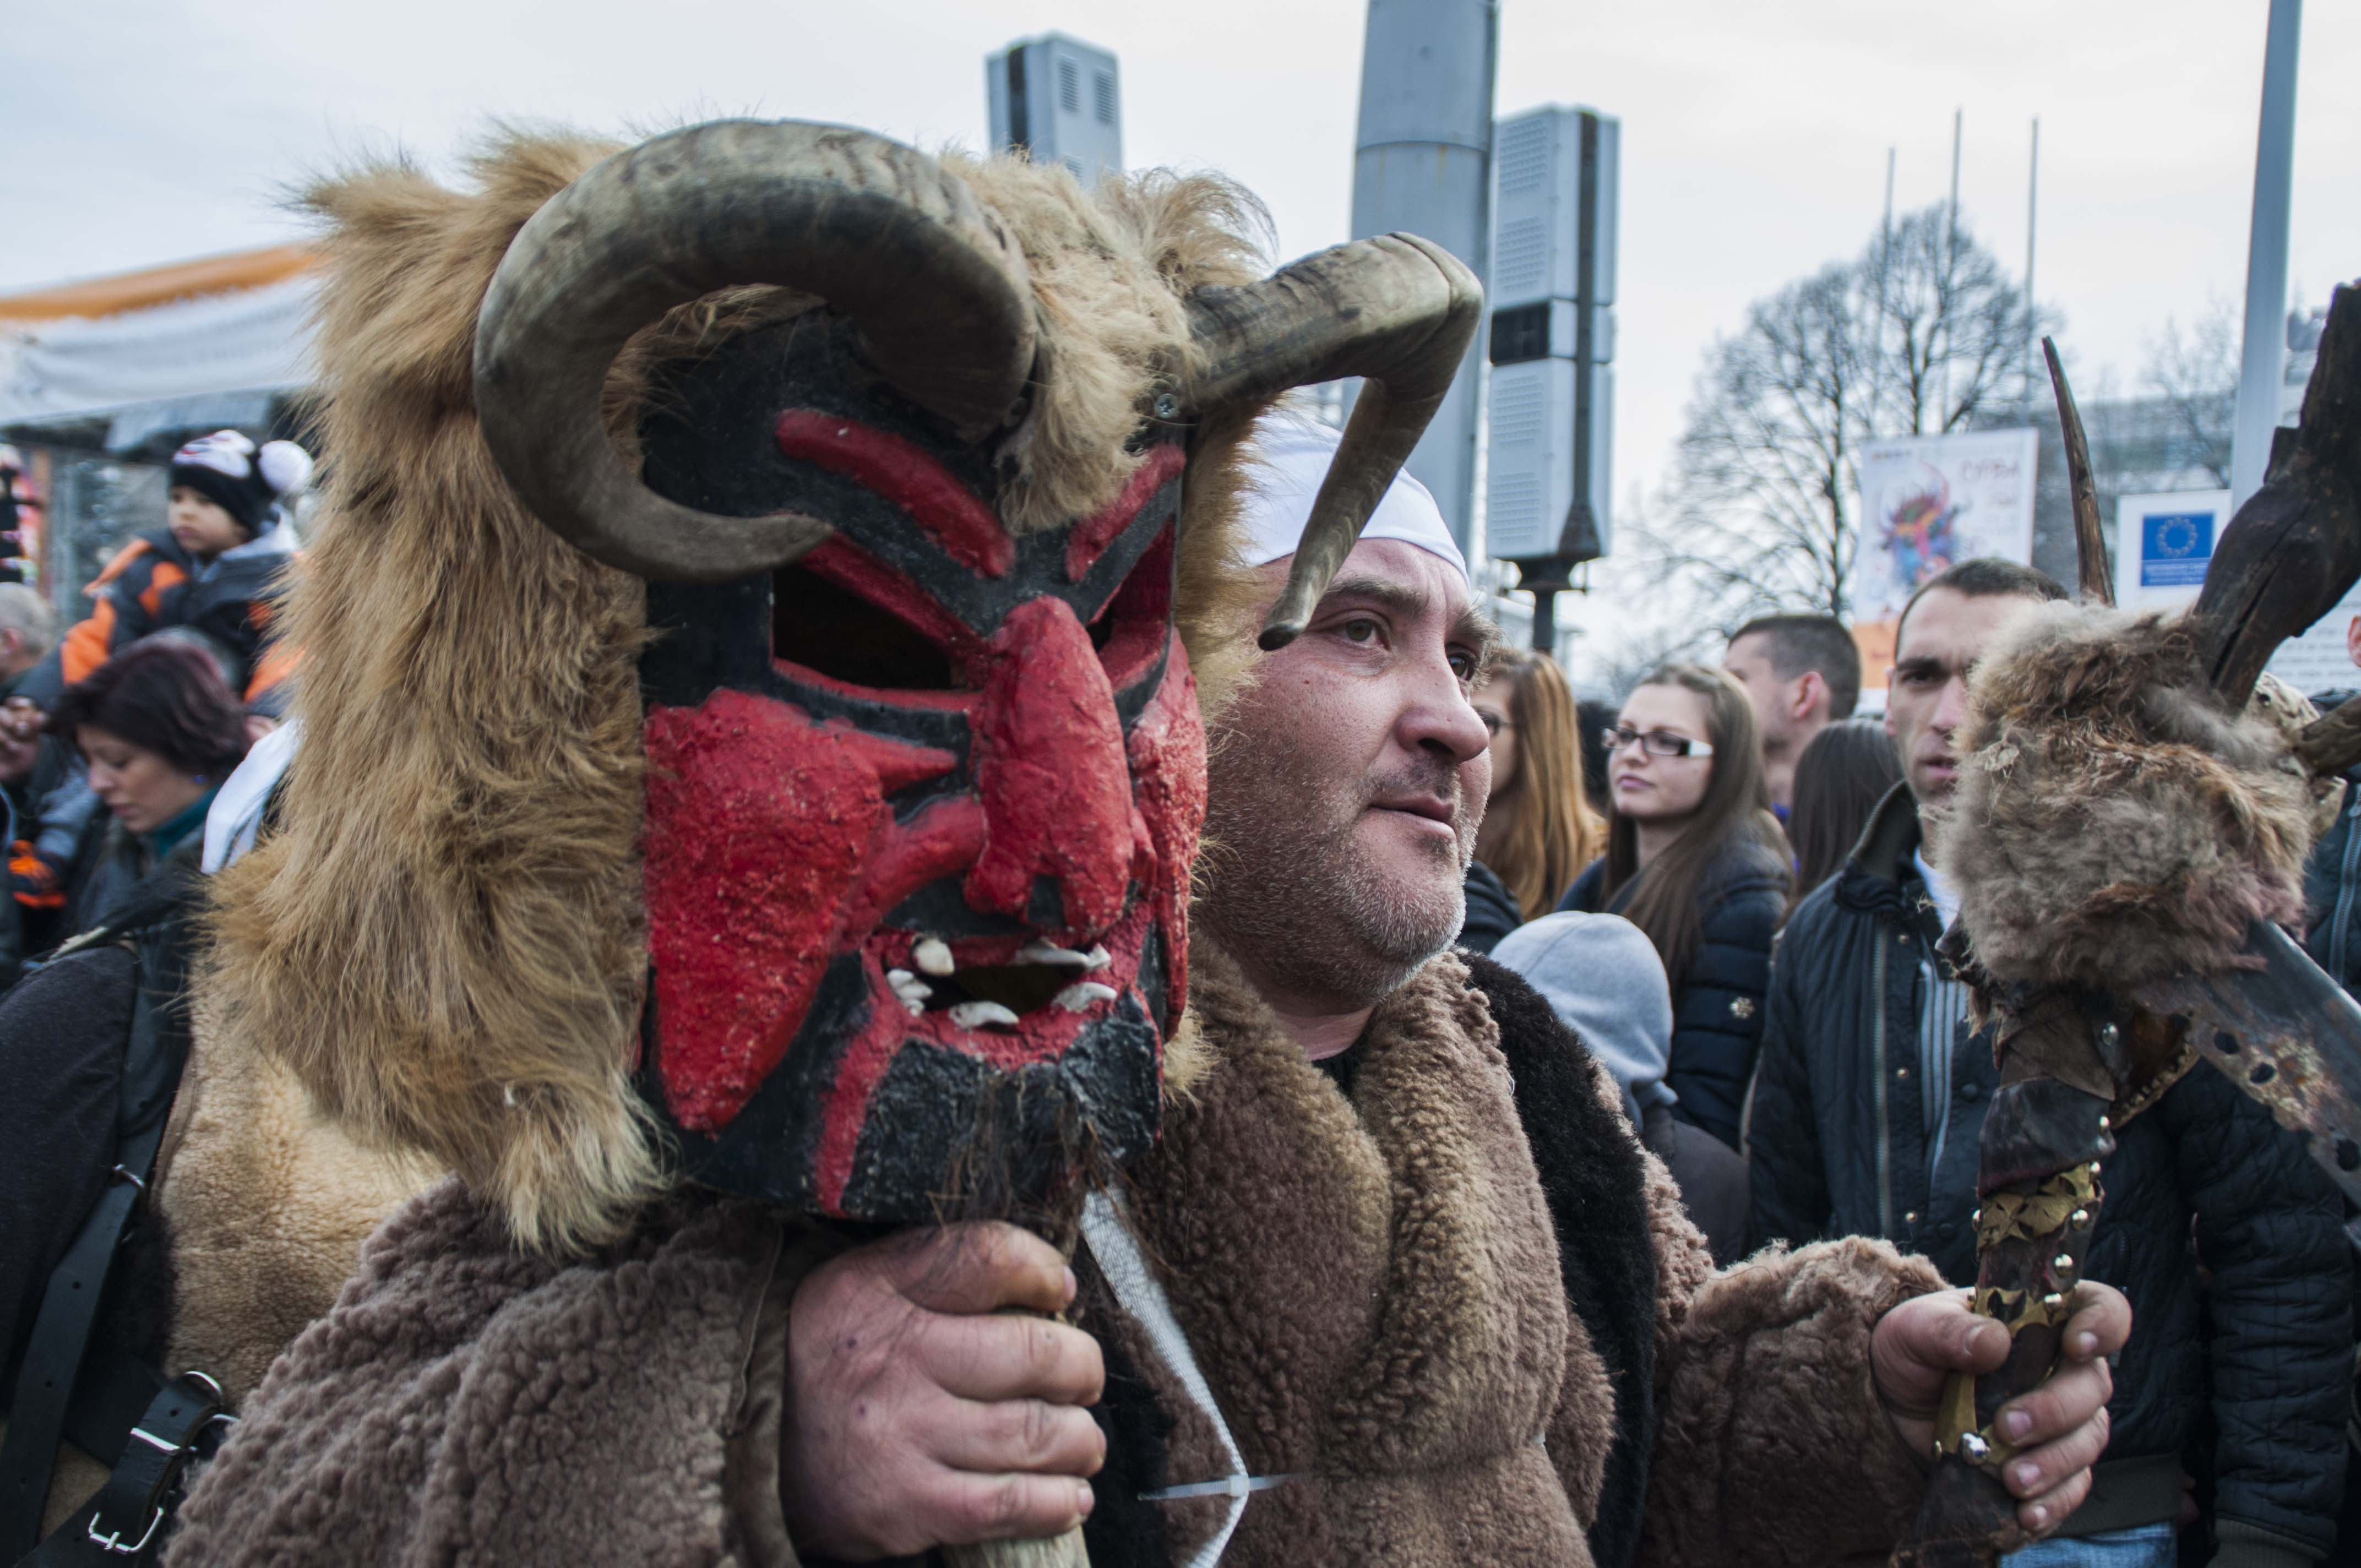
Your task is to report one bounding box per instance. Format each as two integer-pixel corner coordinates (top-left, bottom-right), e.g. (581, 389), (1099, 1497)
(164, 945), (1944, 1568)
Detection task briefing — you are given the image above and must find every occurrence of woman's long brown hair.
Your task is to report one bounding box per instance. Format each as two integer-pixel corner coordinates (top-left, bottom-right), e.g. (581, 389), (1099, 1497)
(1786, 717), (1901, 913)
(1600, 662), (1787, 986)
(1475, 649), (1604, 920)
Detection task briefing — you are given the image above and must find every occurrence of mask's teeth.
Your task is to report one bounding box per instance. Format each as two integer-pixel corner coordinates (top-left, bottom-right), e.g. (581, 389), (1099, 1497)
(949, 1000), (1021, 1030)
(912, 938), (955, 977)
(1082, 945), (1111, 972)
(1016, 937), (1093, 968)
(885, 968), (933, 1014)
(1054, 981), (1119, 1012)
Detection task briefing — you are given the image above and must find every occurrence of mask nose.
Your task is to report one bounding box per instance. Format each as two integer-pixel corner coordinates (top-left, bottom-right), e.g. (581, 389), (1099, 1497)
(964, 596), (1147, 942)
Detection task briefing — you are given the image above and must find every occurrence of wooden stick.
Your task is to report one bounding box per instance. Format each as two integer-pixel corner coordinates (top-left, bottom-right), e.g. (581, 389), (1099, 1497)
(945, 1529), (1091, 1568)
(2188, 280), (2361, 707)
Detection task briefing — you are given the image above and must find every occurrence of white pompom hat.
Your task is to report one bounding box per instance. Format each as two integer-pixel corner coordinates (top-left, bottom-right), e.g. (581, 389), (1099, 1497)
(170, 429), (313, 537)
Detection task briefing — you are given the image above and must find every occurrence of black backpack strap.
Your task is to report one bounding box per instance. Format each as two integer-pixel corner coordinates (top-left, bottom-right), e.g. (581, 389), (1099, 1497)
(23, 1375), (227, 1566)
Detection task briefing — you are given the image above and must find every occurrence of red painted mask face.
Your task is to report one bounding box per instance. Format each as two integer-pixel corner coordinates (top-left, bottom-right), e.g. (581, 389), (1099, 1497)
(632, 312), (1203, 1220)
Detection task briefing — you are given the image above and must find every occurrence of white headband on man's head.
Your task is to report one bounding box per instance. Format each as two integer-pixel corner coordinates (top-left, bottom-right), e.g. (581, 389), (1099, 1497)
(1236, 413), (1469, 587)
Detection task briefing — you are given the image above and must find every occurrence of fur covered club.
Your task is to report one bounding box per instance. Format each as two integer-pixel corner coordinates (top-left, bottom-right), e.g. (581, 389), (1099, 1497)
(1894, 302), (2361, 1567)
(196, 120), (1478, 1256)
(1937, 603), (2331, 993)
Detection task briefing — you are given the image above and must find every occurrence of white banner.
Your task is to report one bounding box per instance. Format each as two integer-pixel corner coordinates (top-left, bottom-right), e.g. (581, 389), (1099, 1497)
(2111, 488), (2360, 696)
(2114, 489), (2230, 612)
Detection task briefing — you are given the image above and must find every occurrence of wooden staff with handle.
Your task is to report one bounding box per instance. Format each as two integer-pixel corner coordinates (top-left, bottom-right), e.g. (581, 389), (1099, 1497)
(1893, 288), (2361, 1565)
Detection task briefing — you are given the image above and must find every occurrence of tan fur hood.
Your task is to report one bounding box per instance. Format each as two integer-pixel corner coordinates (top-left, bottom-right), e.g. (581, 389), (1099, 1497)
(200, 128), (1272, 1254)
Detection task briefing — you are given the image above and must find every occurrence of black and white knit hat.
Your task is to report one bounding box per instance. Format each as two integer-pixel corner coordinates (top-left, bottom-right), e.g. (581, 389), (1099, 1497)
(170, 430), (313, 537)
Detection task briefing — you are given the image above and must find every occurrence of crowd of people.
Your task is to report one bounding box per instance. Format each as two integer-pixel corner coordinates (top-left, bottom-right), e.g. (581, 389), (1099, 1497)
(0, 390), (2351, 1566)
(1454, 565), (2359, 1566)
(0, 430), (303, 979)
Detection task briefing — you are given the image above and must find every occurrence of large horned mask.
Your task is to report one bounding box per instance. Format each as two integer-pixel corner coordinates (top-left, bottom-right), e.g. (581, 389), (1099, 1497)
(470, 121), (1478, 1219)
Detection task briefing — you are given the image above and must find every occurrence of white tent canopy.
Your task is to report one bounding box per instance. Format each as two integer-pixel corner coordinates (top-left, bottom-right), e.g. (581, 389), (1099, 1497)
(0, 247), (319, 435)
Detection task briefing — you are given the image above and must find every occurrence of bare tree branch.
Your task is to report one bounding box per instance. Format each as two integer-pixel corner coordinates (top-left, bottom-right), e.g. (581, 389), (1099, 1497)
(1656, 204), (2043, 627)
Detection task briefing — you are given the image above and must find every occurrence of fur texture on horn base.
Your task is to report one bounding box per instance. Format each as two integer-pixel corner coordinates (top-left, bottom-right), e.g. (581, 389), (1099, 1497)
(199, 127), (1272, 1256)
(1941, 602), (2322, 992)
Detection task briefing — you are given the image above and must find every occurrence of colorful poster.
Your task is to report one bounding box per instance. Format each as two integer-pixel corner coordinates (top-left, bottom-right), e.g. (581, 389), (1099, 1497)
(1849, 427), (2039, 695)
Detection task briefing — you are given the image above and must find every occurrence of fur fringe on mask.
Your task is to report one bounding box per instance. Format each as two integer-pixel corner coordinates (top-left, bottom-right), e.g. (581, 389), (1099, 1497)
(1939, 602), (2320, 991)
(200, 127), (1271, 1254)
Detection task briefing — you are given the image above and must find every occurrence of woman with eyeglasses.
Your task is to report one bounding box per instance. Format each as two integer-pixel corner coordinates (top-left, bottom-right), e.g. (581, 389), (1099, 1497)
(1559, 662), (1789, 1156)
(1457, 649), (1604, 952)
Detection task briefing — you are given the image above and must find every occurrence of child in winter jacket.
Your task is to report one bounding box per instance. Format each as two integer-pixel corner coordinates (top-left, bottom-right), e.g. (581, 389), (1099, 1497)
(19, 430), (310, 710)
(9, 430), (308, 933)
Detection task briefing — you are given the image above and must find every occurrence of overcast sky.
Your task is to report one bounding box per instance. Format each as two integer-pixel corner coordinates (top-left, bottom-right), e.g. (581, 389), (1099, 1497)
(6, 0), (2357, 629)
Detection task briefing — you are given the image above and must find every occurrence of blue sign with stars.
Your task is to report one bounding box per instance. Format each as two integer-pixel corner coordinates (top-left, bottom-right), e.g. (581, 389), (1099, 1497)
(2140, 510), (2215, 587)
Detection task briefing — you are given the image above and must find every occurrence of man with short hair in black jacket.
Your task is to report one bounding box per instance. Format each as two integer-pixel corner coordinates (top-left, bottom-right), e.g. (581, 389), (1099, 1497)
(1748, 559), (2353, 1568)
(2296, 639), (2361, 1568)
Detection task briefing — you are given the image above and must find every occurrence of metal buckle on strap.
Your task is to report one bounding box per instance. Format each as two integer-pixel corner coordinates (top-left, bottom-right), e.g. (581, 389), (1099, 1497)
(85, 1504), (164, 1556)
(108, 1164), (147, 1192)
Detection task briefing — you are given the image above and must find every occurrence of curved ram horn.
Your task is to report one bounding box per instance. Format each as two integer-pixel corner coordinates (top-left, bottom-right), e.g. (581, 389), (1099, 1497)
(1180, 234), (1484, 650)
(474, 119), (1038, 582)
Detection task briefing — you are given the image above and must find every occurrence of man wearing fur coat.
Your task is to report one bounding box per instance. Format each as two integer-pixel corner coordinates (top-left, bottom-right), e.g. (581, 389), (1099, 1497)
(754, 428), (2129, 1568)
(160, 123), (2125, 1568)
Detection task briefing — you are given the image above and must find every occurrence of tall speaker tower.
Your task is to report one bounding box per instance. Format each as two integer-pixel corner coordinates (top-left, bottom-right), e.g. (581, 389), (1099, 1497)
(1350, 0), (1499, 555)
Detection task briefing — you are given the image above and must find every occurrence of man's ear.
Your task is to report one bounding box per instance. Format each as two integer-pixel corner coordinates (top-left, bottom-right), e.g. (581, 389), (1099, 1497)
(1792, 669), (1828, 722)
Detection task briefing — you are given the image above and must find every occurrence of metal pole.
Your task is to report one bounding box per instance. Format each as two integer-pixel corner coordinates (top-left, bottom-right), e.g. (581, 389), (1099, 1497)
(1350, 0), (1499, 556)
(1531, 586), (1558, 657)
(2231, 0), (2304, 506)
(1874, 147), (1895, 431)
(1941, 108), (1961, 431)
(2025, 117), (2039, 401)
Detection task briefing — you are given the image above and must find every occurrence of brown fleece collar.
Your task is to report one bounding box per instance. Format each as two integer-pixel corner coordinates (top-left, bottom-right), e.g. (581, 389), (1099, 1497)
(1113, 941), (1578, 1562)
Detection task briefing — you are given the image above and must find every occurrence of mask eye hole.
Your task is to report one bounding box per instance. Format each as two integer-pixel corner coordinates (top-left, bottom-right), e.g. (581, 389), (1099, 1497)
(773, 565), (959, 690)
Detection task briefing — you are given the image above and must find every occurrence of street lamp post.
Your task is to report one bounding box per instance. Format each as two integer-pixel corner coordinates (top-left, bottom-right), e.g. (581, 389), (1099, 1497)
(2230, 0), (2304, 507)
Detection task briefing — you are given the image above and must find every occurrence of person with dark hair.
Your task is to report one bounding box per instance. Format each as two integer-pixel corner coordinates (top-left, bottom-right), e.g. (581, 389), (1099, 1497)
(1784, 717), (1901, 908)
(1464, 648), (1603, 934)
(1751, 558), (2352, 1566)
(1723, 612), (1863, 818)
(1559, 662), (1789, 1151)
(48, 638), (249, 935)
(1574, 695), (1615, 817)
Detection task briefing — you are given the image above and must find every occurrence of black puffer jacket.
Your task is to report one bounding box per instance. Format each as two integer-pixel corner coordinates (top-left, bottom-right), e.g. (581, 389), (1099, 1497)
(1562, 835), (1786, 1151)
(2301, 764), (2361, 996)
(1749, 784), (2353, 1562)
